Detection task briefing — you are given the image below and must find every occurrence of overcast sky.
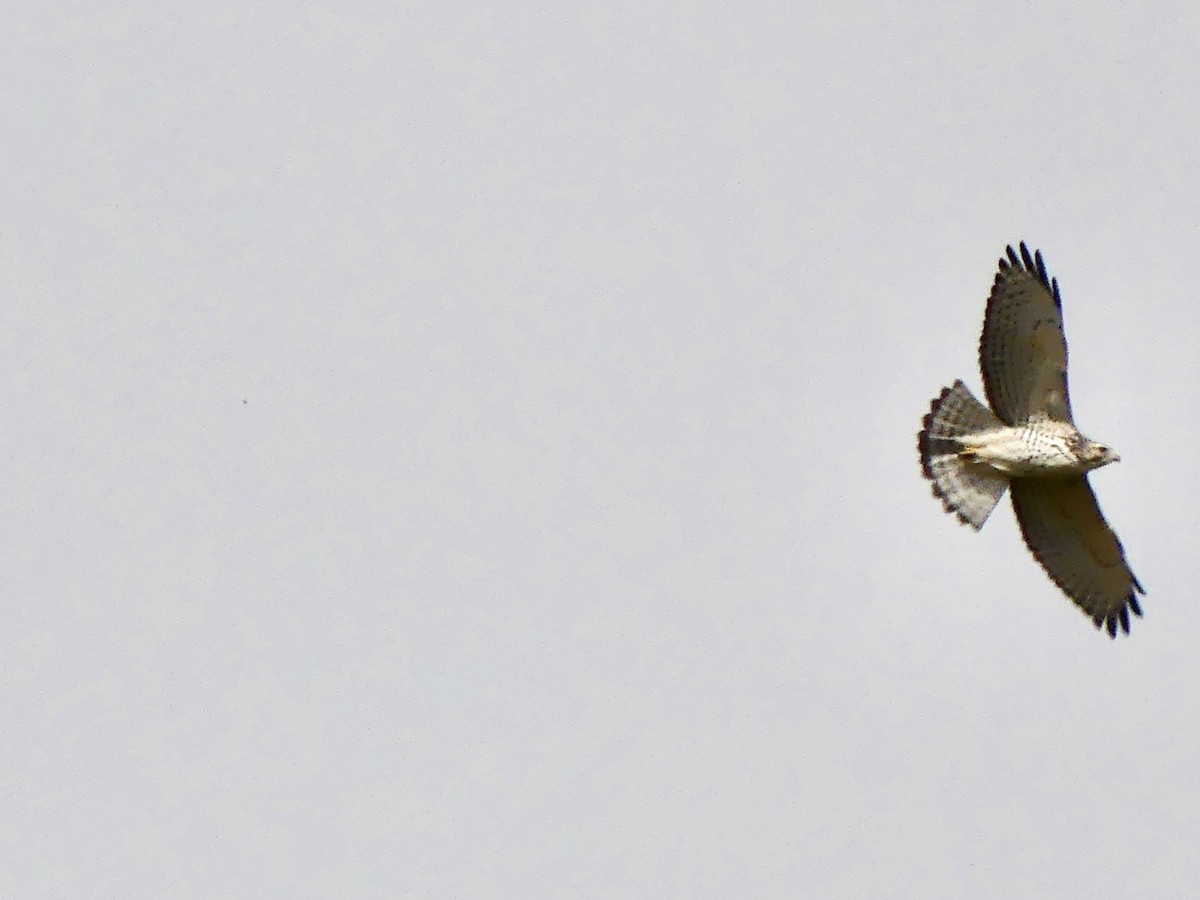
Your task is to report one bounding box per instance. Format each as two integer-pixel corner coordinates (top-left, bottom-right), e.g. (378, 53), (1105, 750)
(4, 3), (1199, 897)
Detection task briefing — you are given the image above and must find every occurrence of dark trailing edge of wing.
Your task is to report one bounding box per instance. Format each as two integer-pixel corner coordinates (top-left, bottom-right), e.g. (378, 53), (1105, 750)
(998, 241), (1062, 311)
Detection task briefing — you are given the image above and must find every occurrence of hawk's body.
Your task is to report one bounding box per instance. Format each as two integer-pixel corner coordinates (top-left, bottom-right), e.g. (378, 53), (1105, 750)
(918, 243), (1143, 637)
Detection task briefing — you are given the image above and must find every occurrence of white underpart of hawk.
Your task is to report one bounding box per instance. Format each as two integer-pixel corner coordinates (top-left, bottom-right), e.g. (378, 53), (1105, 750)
(918, 243), (1143, 638)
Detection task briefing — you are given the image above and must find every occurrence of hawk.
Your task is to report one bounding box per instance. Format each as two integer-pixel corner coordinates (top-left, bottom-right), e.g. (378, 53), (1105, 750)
(918, 242), (1143, 637)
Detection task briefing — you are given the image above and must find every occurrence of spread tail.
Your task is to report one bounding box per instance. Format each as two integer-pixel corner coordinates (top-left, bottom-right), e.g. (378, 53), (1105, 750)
(918, 380), (1009, 530)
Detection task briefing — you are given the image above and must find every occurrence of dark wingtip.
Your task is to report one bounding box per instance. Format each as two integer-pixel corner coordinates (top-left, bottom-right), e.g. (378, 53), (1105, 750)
(1000, 240), (1060, 307)
(1095, 594), (1142, 639)
(1019, 242), (1036, 273)
(1116, 586), (1145, 636)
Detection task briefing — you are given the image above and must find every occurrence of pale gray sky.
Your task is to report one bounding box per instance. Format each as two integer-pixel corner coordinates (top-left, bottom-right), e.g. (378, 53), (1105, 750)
(4, 3), (1198, 897)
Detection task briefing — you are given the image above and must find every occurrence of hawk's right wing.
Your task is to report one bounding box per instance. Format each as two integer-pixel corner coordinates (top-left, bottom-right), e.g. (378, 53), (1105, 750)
(1009, 477), (1143, 637)
(980, 243), (1074, 425)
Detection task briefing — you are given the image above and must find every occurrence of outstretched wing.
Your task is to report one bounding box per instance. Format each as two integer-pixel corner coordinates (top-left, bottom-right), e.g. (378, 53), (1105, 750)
(1009, 478), (1143, 637)
(980, 243), (1073, 425)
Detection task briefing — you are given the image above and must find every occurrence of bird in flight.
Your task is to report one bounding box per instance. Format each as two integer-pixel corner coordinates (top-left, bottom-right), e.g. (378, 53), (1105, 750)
(918, 243), (1143, 637)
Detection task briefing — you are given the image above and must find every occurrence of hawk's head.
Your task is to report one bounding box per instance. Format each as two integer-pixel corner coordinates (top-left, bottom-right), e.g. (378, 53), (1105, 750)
(1075, 438), (1120, 470)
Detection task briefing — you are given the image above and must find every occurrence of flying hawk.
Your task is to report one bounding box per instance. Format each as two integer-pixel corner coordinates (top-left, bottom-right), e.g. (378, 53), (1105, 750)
(918, 243), (1143, 637)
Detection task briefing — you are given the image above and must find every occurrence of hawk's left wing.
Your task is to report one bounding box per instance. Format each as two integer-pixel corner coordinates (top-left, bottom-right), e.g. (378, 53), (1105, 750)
(1009, 477), (1143, 637)
(980, 243), (1073, 425)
